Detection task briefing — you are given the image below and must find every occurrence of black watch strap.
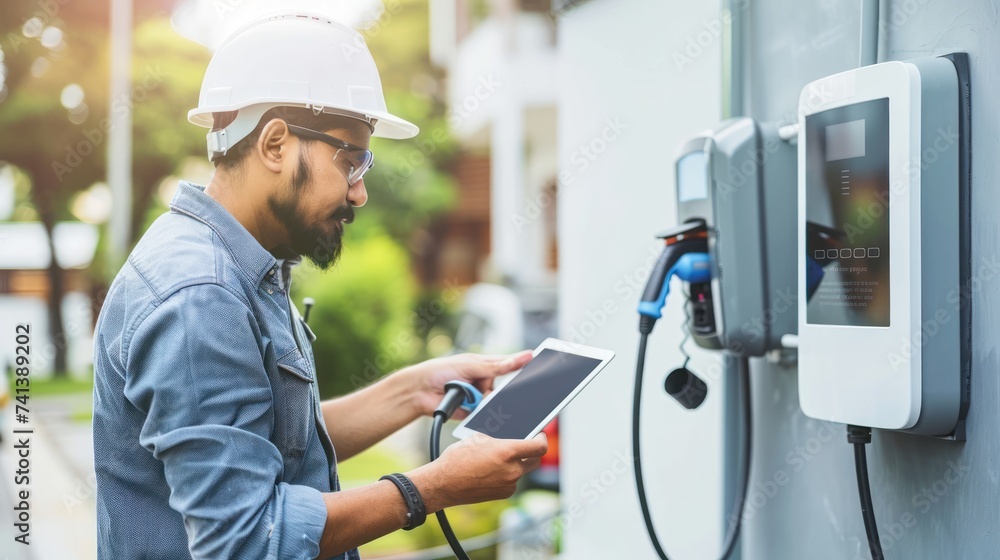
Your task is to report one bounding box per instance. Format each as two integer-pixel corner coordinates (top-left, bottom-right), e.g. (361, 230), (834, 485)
(380, 473), (427, 531)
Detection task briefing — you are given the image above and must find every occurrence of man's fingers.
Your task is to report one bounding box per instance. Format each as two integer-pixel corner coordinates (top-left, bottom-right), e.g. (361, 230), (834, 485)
(465, 432), (492, 444)
(520, 457), (542, 474)
(493, 350), (532, 375)
(510, 433), (548, 458)
(473, 378), (494, 394)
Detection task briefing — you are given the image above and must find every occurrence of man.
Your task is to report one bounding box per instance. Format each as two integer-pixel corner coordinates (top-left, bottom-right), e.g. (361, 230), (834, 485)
(92, 13), (547, 559)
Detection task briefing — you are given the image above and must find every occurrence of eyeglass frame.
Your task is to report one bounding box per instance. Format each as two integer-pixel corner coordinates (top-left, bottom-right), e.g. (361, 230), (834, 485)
(286, 124), (374, 185)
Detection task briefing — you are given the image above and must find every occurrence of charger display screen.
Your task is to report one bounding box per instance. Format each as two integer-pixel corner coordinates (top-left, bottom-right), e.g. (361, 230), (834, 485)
(805, 98), (891, 327)
(463, 349), (602, 439)
(677, 151), (709, 202)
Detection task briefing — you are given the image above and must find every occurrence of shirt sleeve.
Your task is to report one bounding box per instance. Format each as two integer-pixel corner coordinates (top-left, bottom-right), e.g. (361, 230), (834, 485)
(123, 282), (327, 560)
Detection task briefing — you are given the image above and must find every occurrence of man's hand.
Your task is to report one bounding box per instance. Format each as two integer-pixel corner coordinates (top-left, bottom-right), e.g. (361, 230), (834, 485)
(404, 351), (533, 419)
(321, 350), (532, 461)
(407, 433), (549, 513)
(317, 432), (548, 557)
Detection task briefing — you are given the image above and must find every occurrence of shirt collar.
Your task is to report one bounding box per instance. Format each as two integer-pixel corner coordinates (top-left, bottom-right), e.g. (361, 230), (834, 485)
(169, 181), (278, 286)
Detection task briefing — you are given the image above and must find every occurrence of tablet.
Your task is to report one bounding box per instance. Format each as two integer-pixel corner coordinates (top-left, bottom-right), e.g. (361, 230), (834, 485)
(453, 338), (615, 440)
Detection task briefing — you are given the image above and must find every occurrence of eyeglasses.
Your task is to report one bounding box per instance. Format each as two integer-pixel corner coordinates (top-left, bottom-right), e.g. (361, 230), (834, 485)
(286, 124), (374, 185)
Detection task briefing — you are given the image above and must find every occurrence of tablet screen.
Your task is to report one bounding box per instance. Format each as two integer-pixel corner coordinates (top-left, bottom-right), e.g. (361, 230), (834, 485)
(463, 349), (602, 439)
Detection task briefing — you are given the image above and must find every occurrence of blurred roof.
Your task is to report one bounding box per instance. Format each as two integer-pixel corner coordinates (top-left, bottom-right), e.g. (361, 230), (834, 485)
(171, 0), (385, 51)
(0, 222), (99, 270)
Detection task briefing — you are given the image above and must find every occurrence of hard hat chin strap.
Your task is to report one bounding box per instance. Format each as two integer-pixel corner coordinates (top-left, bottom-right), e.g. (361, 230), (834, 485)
(207, 104), (275, 161)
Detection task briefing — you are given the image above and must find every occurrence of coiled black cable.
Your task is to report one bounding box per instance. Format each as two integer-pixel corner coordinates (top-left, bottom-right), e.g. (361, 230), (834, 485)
(430, 413), (472, 560)
(633, 318), (752, 560)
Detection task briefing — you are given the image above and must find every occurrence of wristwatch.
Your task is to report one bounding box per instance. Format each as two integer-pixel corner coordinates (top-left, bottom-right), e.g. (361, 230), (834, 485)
(380, 473), (427, 530)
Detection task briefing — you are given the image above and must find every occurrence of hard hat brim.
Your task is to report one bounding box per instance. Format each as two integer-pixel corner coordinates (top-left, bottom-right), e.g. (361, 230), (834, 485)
(188, 103), (419, 140)
(368, 110), (420, 140)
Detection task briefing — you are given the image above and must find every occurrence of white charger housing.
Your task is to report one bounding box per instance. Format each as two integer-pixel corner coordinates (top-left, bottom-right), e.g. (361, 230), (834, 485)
(796, 56), (970, 437)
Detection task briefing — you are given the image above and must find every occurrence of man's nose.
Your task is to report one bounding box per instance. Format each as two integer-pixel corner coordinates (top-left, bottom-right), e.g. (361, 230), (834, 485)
(348, 179), (368, 207)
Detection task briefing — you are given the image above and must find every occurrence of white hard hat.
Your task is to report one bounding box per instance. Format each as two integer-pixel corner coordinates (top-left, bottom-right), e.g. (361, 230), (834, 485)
(188, 12), (419, 161)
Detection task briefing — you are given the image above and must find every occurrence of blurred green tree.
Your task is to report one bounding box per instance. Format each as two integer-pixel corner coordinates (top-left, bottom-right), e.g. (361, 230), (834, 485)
(0, 1), (111, 375)
(343, 0), (460, 246)
(0, 3), (206, 374)
(0, 0), (460, 381)
(290, 0), (463, 396)
(127, 18), (209, 245)
(293, 233), (419, 398)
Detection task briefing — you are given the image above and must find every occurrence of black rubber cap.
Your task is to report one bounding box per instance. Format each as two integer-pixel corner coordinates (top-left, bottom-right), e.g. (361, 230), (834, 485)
(664, 367), (708, 409)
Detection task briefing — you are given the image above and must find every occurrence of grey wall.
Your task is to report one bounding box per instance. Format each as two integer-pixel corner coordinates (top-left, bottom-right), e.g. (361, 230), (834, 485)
(558, 0), (999, 557)
(742, 1), (1000, 559)
(557, 0), (728, 558)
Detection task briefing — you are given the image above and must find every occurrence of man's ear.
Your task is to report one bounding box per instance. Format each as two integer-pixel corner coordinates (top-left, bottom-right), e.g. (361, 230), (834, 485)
(255, 118), (291, 173)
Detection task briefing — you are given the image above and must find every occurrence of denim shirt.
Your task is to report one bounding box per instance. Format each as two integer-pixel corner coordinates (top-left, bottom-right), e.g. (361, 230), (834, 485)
(93, 181), (360, 560)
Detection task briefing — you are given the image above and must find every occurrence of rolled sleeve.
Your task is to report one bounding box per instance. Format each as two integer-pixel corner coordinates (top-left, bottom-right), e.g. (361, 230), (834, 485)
(273, 483), (328, 559)
(124, 283), (327, 559)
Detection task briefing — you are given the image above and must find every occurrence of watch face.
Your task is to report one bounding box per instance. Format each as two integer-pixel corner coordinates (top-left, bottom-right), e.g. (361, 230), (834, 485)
(805, 98), (891, 328)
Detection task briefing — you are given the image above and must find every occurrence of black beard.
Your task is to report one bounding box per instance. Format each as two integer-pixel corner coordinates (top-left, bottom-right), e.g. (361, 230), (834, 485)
(268, 153), (355, 270)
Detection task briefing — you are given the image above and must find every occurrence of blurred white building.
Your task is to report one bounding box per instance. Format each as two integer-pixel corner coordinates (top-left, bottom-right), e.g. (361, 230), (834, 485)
(430, 0), (560, 349)
(434, 1), (729, 558)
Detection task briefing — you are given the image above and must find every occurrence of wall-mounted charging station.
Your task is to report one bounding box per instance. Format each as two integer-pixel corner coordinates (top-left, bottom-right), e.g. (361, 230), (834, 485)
(674, 118), (798, 357)
(797, 53), (972, 439)
(632, 117), (798, 560)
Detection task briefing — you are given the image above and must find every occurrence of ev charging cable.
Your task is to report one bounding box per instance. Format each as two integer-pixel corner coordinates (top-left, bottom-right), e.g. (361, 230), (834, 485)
(429, 380), (484, 560)
(633, 221), (752, 560)
(848, 425), (884, 560)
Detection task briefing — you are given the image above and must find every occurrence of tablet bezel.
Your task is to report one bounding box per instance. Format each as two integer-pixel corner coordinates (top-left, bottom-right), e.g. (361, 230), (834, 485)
(452, 337), (616, 441)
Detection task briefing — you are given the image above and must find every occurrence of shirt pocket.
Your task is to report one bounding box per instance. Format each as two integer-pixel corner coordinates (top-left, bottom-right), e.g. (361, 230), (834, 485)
(273, 348), (315, 478)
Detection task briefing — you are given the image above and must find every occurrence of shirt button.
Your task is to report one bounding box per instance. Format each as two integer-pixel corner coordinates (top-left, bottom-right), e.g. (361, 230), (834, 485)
(267, 288), (273, 295)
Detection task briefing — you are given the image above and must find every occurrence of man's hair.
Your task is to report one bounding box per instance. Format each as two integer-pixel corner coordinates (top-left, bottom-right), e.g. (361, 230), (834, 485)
(211, 106), (356, 171)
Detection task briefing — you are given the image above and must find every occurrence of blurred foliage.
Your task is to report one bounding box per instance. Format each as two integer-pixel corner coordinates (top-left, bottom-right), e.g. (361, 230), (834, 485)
(0, 0), (113, 226)
(339, 441), (507, 559)
(361, 92), (459, 243)
(6, 165), (40, 221)
(127, 18), (210, 245)
(293, 233), (421, 398)
(356, 0), (460, 245)
(291, 0), (463, 397)
(0, 1), (497, 555)
(1, 0), (463, 410)
(7, 373), (92, 397)
(0, 2), (211, 373)
(414, 500), (508, 560)
(338, 443), (424, 556)
(0, 0), (459, 261)
(0, 3), (208, 252)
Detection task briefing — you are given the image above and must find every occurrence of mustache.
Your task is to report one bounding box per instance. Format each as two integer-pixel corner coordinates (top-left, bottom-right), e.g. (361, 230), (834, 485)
(331, 205), (355, 224)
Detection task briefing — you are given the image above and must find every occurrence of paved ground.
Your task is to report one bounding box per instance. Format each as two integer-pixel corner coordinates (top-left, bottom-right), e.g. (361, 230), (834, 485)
(0, 393), (96, 560)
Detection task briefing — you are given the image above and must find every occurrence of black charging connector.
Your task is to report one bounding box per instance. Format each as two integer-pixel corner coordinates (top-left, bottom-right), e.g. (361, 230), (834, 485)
(847, 425), (884, 560)
(428, 381), (483, 560)
(632, 219), (750, 560)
